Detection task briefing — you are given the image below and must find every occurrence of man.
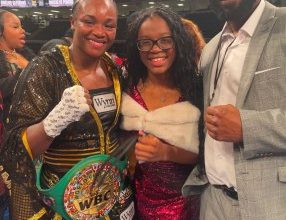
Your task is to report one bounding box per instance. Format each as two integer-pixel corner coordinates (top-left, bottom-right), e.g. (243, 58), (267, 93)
(183, 0), (286, 219)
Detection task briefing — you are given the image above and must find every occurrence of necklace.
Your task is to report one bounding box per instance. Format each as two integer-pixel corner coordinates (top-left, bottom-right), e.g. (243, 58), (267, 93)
(138, 80), (169, 103)
(1, 49), (18, 60)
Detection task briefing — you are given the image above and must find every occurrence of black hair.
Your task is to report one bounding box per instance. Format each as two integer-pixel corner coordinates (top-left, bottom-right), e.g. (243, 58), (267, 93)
(0, 10), (9, 75)
(71, 0), (80, 16)
(72, 0), (117, 18)
(0, 10), (8, 37)
(126, 6), (202, 106)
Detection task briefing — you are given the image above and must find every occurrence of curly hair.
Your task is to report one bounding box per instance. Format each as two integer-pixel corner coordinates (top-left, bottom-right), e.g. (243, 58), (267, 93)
(181, 18), (205, 66)
(126, 6), (202, 107)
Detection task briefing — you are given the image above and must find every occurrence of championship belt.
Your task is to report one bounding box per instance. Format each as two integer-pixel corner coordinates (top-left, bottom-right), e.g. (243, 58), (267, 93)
(36, 154), (128, 219)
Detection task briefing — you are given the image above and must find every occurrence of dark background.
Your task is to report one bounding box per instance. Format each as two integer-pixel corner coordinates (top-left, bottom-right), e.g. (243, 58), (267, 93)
(0, 0), (284, 56)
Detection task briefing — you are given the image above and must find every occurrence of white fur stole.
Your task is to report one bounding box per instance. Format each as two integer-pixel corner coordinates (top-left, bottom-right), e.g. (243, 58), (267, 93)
(120, 92), (201, 154)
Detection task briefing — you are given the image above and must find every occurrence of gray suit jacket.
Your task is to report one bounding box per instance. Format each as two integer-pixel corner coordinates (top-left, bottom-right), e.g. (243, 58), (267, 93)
(183, 2), (286, 220)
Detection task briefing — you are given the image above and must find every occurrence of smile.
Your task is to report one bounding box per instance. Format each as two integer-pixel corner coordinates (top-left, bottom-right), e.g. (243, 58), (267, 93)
(89, 39), (105, 48)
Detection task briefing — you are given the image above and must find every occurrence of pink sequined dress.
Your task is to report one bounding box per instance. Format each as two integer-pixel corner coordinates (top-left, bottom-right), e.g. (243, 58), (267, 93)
(128, 86), (200, 220)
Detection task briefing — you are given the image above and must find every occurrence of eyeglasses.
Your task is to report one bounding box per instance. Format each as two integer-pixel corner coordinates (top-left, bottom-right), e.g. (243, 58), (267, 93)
(137, 36), (174, 52)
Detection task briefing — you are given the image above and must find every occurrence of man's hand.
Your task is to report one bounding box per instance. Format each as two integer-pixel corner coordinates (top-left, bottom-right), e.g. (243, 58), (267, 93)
(205, 104), (242, 142)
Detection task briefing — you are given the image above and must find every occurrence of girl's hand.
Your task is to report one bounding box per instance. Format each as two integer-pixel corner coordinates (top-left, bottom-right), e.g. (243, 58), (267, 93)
(135, 131), (198, 164)
(135, 131), (171, 162)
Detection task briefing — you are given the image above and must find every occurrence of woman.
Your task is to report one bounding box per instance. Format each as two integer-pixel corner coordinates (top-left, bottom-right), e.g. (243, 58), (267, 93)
(0, 0), (133, 219)
(121, 7), (203, 220)
(0, 9), (34, 125)
(0, 9), (34, 219)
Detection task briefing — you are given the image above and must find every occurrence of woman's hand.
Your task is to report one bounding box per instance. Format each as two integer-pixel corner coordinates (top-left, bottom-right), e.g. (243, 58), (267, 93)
(135, 132), (171, 162)
(135, 131), (198, 164)
(43, 85), (91, 138)
(27, 85), (91, 157)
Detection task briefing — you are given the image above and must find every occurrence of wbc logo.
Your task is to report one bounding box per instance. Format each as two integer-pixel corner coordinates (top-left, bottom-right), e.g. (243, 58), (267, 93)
(63, 162), (121, 219)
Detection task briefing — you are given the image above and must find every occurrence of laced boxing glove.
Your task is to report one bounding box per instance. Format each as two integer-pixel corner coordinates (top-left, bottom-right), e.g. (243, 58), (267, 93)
(43, 85), (90, 138)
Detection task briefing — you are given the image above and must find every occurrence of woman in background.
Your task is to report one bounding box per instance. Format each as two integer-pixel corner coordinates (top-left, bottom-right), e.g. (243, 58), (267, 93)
(0, 9), (34, 219)
(0, 9), (34, 125)
(121, 7), (204, 220)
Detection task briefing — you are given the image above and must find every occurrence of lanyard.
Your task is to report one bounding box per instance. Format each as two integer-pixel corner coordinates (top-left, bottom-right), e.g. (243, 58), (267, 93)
(210, 36), (236, 103)
(59, 45), (121, 154)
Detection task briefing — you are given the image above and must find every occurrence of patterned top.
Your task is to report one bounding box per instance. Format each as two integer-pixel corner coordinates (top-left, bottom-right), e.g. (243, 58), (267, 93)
(0, 50), (23, 137)
(0, 49), (31, 197)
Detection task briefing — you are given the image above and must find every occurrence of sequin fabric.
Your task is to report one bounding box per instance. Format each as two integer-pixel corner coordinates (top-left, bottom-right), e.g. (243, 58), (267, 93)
(0, 46), (128, 219)
(0, 49), (31, 216)
(0, 92), (3, 144)
(42, 86), (118, 185)
(0, 50), (25, 124)
(129, 86), (200, 220)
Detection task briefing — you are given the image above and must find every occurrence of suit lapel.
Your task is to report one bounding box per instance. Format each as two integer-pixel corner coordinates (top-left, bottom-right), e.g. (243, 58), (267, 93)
(236, 2), (277, 107)
(203, 34), (221, 108)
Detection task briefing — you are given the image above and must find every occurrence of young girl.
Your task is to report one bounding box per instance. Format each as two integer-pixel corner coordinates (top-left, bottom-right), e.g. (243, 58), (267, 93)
(121, 7), (204, 220)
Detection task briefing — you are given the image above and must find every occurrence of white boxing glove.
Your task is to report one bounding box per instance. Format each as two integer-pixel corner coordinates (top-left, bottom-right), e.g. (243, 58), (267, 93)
(43, 85), (90, 138)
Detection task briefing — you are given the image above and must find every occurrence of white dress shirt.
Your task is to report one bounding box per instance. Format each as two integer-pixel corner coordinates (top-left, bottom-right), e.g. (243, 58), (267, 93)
(205, 0), (265, 188)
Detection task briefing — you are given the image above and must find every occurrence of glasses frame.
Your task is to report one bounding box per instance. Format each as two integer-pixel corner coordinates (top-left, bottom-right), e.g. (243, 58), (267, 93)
(136, 36), (174, 52)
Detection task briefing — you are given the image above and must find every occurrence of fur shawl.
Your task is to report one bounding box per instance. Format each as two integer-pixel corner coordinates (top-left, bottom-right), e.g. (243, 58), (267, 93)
(120, 92), (201, 154)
